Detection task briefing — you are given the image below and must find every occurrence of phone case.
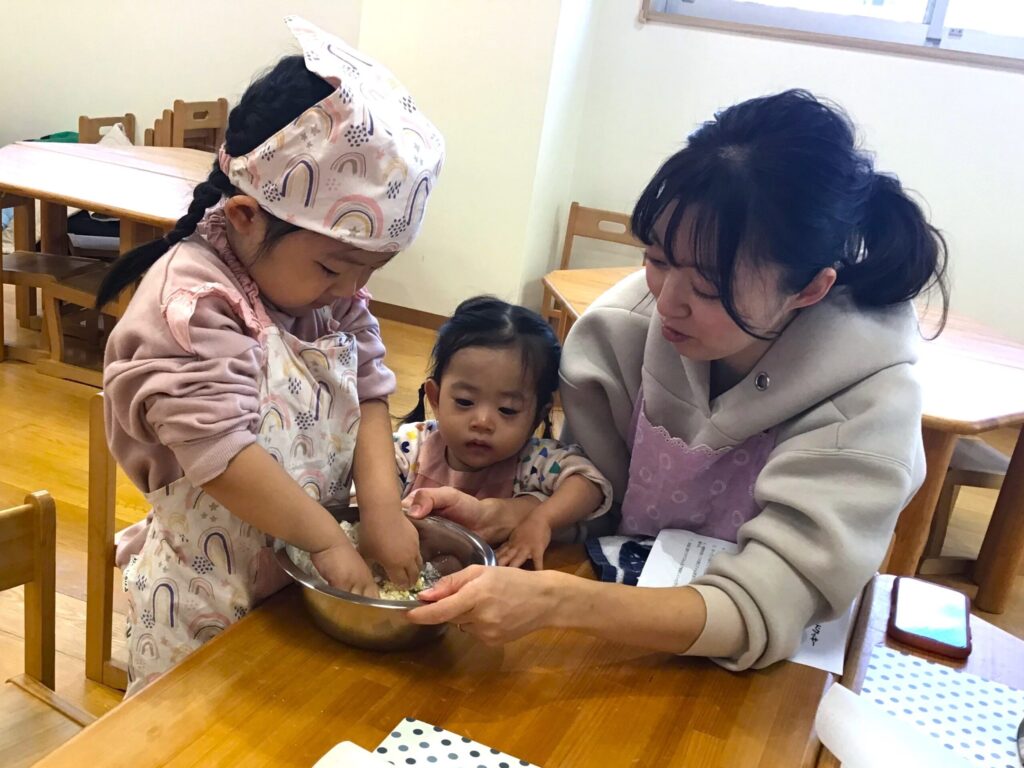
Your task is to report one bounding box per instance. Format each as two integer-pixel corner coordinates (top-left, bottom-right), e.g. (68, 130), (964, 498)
(887, 576), (972, 659)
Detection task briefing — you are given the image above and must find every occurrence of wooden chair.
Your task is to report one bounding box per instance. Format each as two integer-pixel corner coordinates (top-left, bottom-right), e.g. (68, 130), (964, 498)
(85, 392), (128, 691)
(918, 435), (1016, 609)
(1, 247), (106, 365)
(171, 98), (228, 152)
(0, 491), (96, 768)
(144, 109), (174, 148)
(77, 114), (137, 146)
(36, 267), (125, 387)
(542, 202), (643, 342)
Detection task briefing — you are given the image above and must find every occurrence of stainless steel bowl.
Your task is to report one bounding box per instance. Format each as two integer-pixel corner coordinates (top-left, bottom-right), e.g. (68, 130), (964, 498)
(275, 506), (495, 651)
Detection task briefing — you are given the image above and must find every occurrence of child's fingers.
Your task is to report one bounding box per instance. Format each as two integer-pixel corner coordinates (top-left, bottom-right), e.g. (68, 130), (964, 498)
(531, 547), (544, 571)
(504, 548), (529, 569)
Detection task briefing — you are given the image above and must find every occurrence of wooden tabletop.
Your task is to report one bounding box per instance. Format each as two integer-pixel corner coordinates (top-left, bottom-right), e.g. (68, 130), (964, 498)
(38, 547), (830, 768)
(542, 267), (1024, 434)
(0, 141), (213, 229)
(818, 575), (1024, 766)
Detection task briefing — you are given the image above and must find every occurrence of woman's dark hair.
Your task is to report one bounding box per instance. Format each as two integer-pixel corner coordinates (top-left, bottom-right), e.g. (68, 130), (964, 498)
(631, 89), (949, 338)
(402, 296), (561, 438)
(95, 56), (334, 308)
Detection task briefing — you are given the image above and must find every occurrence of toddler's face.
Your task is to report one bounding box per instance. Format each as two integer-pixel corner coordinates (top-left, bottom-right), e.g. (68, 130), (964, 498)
(425, 346), (539, 473)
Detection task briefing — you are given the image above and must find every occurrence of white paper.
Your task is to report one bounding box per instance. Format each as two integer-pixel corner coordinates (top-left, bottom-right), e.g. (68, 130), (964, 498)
(637, 529), (738, 588)
(816, 684), (972, 768)
(314, 741), (392, 768)
(636, 528), (855, 674)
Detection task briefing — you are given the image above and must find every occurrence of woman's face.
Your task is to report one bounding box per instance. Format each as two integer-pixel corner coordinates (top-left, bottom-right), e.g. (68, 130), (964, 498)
(644, 205), (835, 366)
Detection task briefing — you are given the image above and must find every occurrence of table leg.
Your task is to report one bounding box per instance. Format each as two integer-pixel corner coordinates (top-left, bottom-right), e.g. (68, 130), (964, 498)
(973, 430), (1024, 613)
(39, 201), (69, 255)
(885, 428), (957, 575)
(13, 201), (38, 329)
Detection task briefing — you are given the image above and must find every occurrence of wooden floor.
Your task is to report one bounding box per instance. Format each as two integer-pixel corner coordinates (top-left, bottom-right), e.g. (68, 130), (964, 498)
(1, 284), (1022, 735)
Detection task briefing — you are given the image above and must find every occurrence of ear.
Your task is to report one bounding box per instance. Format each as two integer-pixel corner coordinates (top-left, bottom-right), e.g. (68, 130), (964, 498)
(790, 267), (837, 311)
(424, 378), (440, 412)
(222, 195), (266, 239)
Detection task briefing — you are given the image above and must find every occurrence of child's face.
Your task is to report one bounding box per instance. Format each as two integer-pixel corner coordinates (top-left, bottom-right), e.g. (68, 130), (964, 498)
(644, 205), (832, 365)
(226, 197), (394, 313)
(425, 346), (539, 473)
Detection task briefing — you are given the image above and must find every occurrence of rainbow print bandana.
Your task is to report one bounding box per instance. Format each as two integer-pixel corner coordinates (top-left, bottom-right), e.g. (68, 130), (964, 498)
(219, 15), (445, 252)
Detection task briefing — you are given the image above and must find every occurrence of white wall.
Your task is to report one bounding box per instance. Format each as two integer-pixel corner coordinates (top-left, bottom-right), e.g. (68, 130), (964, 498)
(357, 0), (566, 315)
(570, 1), (1024, 340)
(0, 0), (362, 146)
(518, 0), (597, 309)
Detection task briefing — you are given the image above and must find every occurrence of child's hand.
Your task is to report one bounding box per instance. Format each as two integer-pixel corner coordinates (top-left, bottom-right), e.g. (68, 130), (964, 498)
(311, 541), (379, 598)
(496, 513), (552, 570)
(359, 513), (424, 588)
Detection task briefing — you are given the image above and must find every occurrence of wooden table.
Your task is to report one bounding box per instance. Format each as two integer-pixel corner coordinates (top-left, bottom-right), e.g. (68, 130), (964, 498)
(818, 574), (1024, 766)
(0, 141), (213, 378)
(38, 548), (831, 767)
(543, 267), (1024, 613)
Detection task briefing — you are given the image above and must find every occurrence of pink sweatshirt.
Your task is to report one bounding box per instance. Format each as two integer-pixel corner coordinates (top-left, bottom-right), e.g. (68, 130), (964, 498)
(103, 219), (395, 494)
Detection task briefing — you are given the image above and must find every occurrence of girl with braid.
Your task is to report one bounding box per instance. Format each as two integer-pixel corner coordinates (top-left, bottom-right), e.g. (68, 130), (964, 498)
(99, 17), (445, 694)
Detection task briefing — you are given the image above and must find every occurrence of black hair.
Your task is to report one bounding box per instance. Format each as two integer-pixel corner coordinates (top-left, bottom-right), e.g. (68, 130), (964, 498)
(402, 296), (561, 438)
(95, 56), (335, 308)
(631, 89), (949, 338)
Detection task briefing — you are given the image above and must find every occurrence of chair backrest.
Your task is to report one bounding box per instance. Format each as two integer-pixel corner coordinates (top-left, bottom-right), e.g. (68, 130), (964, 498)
(0, 491), (56, 688)
(154, 109), (174, 148)
(558, 202), (643, 271)
(85, 392), (127, 691)
(78, 114), (137, 145)
(171, 98), (229, 152)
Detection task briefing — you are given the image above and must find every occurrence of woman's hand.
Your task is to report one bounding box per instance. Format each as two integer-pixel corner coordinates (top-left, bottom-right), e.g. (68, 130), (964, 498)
(310, 540), (379, 598)
(404, 487), (537, 544)
(359, 512), (424, 588)
(406, 565), (563, 644)
(495, 513), (552, 570)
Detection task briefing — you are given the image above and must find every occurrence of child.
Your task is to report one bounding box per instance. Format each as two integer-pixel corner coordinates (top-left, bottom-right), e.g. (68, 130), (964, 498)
(407, 90), (948, 671)
(396, 296), (612, 570)
(99, 16), (444, 694)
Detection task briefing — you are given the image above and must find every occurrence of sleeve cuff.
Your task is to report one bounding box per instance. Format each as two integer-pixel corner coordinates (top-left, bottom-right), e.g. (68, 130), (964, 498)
(683, 585), (749, 660)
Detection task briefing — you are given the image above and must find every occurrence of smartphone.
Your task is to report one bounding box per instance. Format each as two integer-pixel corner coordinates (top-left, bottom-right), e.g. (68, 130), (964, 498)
(887, 576), (972, 659)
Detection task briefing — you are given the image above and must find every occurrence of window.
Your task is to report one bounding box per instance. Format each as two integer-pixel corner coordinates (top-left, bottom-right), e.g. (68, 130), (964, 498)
(642, 0), (1024, 70)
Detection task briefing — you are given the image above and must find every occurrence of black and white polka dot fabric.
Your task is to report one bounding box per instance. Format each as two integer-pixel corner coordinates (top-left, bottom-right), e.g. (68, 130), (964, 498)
(374, 719), (536, 768)
(863, 646), (1024, 768)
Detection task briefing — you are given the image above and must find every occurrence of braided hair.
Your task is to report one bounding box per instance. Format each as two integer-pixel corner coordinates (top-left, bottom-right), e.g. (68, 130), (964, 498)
(95, 56), (334, 308)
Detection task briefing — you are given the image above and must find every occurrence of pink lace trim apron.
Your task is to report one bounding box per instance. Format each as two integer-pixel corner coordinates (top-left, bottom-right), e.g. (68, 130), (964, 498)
(619, 393), (776, 542)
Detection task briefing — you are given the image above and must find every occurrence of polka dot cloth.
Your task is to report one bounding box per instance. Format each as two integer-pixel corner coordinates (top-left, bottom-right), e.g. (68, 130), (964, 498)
(374, 719), (536, 768)
(863, 646), (1024, 768)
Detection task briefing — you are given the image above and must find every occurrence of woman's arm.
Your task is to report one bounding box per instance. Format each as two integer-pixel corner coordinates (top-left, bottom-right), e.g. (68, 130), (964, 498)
(407, 566), (707, 652)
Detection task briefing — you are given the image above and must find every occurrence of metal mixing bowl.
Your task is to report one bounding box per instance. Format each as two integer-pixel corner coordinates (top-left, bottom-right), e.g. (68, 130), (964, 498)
(275, 506), (495, 651)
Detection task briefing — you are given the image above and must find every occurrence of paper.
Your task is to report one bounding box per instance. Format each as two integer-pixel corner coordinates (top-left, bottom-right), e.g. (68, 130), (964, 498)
(816, 683), (972, 768)
(636, 528), (855, 674)
(862, 645), (1024, 768)
(373, 718), (537, 767)
(314, 741), (392, 767)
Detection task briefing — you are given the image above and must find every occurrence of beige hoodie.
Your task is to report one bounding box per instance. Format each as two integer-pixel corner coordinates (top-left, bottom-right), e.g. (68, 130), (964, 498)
(560, 270), (925, 669)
